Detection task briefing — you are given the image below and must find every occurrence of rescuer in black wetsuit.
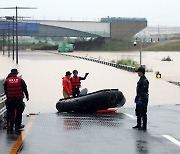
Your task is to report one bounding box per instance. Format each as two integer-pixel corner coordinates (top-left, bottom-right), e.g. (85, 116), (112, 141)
(70, 70), (89, 97)
(133, 67), (149, 131)
(4, 69), (29, 131)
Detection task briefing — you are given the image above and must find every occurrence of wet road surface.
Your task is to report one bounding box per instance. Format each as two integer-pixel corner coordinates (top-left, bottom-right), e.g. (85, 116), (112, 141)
(0, 105), (180, 154)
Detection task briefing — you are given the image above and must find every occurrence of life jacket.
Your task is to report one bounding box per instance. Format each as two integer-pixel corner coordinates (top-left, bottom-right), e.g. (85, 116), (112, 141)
(62, 76), (72, 94)
(71, 76), (81, 88)
(6, 76), (23, 98)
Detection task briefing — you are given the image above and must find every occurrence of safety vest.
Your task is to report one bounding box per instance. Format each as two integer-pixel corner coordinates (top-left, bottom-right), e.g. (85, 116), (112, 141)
(71, 76), (81, 88)
(6, 76), (23, 98)
(62, 76), (72, 94)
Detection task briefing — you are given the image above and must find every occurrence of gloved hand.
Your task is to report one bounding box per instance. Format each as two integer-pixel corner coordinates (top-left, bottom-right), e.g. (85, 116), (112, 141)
(26, 97), (29, 101)
(85, 73), (89, 76)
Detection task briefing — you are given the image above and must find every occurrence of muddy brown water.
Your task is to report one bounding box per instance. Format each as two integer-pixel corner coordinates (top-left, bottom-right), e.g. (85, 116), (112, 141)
(0, 50), (180, 114)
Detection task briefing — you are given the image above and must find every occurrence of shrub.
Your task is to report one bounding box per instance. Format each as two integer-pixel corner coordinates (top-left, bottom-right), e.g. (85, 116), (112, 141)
(116, 58), (140, 68)
(161, 56), (173, 61)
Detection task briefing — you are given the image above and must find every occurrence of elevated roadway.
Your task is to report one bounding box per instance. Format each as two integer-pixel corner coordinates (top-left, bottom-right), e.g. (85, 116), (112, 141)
(0, 17), (147, 39)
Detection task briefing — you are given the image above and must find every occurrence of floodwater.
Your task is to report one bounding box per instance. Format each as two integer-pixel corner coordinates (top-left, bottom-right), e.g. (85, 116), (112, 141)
(0, 50), (180, 114)
(69, 51), (180, 82)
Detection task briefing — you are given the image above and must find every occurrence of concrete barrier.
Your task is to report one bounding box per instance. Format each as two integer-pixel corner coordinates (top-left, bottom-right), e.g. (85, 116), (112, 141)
(59, 53), (136, 72)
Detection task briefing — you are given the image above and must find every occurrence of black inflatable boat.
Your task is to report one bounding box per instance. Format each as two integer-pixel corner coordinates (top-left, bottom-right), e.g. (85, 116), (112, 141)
(56, 89), (126, 113)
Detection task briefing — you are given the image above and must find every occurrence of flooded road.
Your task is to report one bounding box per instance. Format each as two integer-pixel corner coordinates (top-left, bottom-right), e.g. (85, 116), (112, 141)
(0, 50), (180, 114)
(70, 51), (180, 82)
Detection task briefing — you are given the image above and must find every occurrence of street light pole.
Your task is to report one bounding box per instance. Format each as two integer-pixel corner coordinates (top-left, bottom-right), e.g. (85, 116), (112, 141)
(134, 38), (142, 66)
(4, 15), (29, 61)
(7, 21), (10, 57)
(12, 16), (15, 60)
(16, 6), (18, 64)
(2, 29), (5, 55)
(140, 40), (142, 66)
(0, 6), (37, 64)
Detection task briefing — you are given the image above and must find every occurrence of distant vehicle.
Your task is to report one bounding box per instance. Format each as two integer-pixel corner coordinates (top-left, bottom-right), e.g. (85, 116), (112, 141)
(57, 43), (74, 52)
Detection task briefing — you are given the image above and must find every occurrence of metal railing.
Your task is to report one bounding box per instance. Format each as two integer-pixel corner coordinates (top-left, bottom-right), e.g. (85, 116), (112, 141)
(0, 78), (5, 97)
(0, 78), (6, 122)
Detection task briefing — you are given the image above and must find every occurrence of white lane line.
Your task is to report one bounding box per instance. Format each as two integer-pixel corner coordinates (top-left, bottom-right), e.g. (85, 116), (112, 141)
(124, 113), (136, 120)
(163, 135), (180, 147)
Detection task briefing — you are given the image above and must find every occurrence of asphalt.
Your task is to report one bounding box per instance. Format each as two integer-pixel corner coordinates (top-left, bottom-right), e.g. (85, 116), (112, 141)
(0, 105), (180, 154)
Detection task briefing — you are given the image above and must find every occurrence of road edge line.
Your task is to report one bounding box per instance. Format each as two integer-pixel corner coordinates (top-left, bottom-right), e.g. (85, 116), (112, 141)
(9, 115), (36, 154)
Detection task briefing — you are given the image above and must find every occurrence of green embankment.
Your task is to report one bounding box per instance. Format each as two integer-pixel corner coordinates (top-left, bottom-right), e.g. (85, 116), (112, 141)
(100, 40), (133, 51)
(74, 39), (180, 51)
(73, 39), (135, 51)
(101, 39), (180, 51)
(1, 38), (180, 51)
(143, 40), (180, 51)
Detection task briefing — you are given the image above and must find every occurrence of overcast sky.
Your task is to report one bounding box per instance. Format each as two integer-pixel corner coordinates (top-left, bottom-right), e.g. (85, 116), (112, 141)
(0, 0), (179, 26)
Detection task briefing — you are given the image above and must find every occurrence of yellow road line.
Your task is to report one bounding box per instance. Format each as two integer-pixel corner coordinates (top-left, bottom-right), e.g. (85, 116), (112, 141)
(9, 115), (36, 154)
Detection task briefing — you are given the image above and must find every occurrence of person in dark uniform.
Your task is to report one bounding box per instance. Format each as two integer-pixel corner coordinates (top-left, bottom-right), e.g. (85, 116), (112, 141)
(133, 67), (149, 131)
(70, 70), (89, 97)
(4, 69), (29, 131)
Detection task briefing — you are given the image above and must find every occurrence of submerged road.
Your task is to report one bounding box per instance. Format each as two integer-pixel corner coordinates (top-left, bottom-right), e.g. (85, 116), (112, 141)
(0, 50), (180, 153)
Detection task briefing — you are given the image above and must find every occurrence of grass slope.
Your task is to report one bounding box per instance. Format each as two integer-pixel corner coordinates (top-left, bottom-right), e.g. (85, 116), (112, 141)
(143, 40), (180, 51)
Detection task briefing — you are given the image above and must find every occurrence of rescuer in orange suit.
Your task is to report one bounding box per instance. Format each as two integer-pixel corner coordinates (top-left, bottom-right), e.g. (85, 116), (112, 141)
(62, 71), (72, 98)
(70, 70), (89, 97)
(4, 69), (29, 131)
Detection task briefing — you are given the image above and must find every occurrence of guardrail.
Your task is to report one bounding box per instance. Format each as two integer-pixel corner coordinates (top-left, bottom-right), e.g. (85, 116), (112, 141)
(59, 53), (136, 72)
(168, 81), (180, 87)
(0, 78), (6, 122)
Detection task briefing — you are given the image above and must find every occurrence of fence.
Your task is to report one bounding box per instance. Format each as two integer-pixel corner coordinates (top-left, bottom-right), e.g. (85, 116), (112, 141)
(0, 78), (6, 122)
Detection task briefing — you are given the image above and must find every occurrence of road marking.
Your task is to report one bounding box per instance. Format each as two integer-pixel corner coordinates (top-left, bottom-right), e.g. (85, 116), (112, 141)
(163, 135), (180, 147)
(9, 115), (36, 154)
(124, 113), (136, 120)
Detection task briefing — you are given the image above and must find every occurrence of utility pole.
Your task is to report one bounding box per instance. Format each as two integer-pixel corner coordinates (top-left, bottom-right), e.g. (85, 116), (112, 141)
(7, 21), (10, 57)
(16, 6), (18, 64)
(5, 16), (30, 61)
(12, 16), (15, 60)
(134, 38), (143, 66)
(2, 29), (5, 55)
(0, 6), (37, 64)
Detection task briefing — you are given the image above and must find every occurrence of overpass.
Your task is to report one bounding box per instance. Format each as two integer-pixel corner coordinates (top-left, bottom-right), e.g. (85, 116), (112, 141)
(0, 17), (147, 39)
